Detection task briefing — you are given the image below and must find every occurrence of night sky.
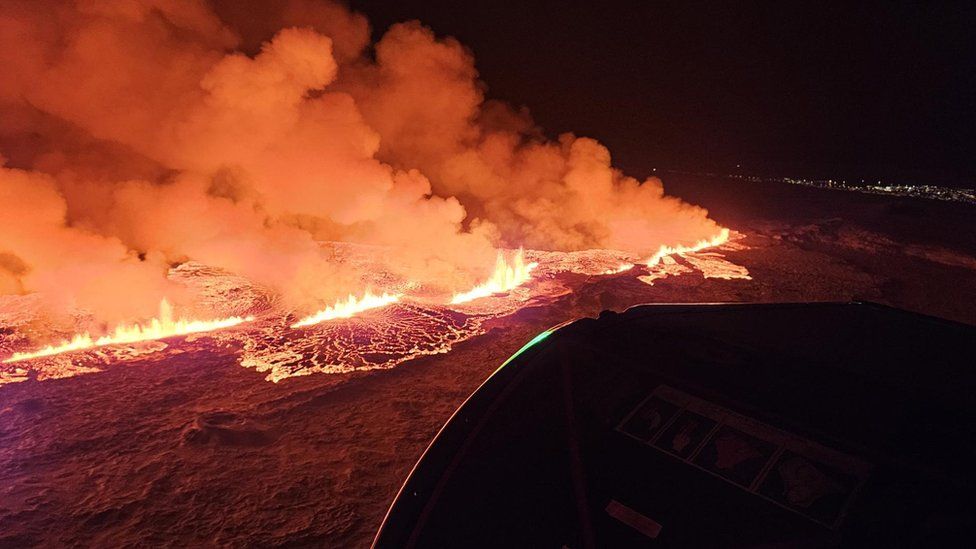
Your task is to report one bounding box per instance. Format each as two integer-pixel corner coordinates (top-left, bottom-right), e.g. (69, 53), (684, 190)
(347, 0), (975, 187)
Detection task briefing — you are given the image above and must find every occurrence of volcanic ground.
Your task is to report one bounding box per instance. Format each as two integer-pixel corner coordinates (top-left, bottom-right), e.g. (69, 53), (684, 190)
(1, 175), (974, 547)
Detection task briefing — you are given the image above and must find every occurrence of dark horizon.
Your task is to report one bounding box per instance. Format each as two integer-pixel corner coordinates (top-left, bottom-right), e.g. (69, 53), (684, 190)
(340, 0), (975, 188)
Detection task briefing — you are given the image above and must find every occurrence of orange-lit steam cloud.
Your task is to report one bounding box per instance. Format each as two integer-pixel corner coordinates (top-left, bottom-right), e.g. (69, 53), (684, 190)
(0, 0), (724, 321)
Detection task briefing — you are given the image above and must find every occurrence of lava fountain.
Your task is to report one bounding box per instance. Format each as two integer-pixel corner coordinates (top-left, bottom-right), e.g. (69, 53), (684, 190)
(291, 291), (402, 328)
(645, 228), (731, 266)
(451, 249), (538, 304)
(2, 300), (253, 363)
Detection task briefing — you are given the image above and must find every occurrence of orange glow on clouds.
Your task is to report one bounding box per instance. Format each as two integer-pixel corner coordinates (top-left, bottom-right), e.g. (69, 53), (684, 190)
(0, 1), (735, 327)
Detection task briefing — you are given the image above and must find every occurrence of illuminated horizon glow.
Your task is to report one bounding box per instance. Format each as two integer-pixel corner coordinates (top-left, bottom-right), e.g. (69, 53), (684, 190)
(2, 300), (253, 363)
(291, 291), (401, 328)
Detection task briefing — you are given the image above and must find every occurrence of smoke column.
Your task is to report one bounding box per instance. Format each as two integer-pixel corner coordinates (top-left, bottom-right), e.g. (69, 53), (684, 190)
(0, 0), (724, 321)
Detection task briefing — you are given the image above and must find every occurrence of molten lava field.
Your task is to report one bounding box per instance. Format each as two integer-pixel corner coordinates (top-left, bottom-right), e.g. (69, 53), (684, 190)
(2, 180), (975, 546)
(1, 239), (750, 385)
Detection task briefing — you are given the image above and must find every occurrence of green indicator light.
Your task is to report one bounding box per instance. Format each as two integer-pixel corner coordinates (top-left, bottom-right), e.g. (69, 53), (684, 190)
(496, 329), (553, 372)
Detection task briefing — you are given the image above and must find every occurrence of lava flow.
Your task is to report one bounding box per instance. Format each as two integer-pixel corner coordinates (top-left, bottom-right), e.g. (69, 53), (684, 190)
(2, 300), (252, 363)
(291, 292), (402, 328)
(645, 228), (732, 266)
(603, 263), (636, 275)
(451, 249), (538, 304)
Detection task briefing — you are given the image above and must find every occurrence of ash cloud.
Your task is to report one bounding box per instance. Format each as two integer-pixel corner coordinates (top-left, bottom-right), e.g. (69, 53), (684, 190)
(0, 0), (723, 320)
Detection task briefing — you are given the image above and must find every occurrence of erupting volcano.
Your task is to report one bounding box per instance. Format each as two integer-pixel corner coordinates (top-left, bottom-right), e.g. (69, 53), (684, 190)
(0, 0), (739, 380)
(1, 2), (973, 547)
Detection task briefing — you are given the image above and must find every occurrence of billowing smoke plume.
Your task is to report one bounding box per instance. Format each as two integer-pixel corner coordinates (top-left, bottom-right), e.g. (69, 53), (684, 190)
(0, 0), (722, 321)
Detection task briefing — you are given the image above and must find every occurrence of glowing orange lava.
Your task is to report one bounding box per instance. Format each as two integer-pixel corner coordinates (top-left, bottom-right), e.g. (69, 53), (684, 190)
(645, 228), (731, 267)
(2, 300), (253, 363)
(451, 249), (538, 304)
(291, 291), (401, 328)
(602, 263), (635, 275)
